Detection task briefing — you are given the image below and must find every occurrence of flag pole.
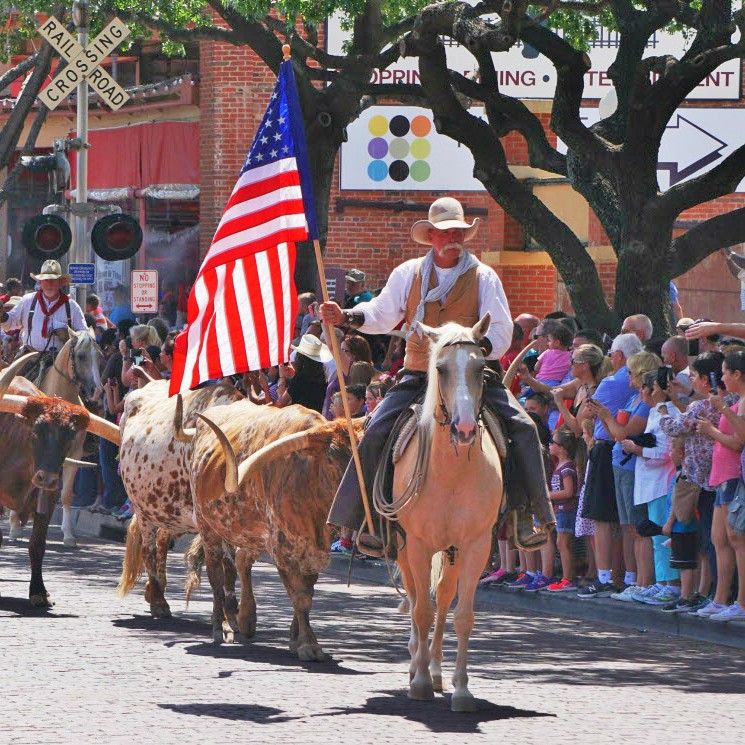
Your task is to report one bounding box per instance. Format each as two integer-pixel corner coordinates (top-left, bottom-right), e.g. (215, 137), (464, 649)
(281, 45), (376, 540)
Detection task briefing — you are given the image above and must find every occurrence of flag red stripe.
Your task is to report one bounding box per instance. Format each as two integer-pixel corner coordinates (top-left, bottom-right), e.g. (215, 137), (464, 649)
(194, 269), (219, 389)
(199, 226), (309, 275)
(266, 245), (286, 364)
(212, 199), (307, 245)
(224, 170), (301, 211)
(223, 261), (249, 375)
(242, 255), (272, 369)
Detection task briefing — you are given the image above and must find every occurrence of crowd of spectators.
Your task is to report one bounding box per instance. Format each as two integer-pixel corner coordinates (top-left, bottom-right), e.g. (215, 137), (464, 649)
(3, 267), (744, 627)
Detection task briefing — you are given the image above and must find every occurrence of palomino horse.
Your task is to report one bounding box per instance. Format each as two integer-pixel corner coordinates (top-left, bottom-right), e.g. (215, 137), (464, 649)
(6, 329), (103, 547)
(387, 314), (503, 713)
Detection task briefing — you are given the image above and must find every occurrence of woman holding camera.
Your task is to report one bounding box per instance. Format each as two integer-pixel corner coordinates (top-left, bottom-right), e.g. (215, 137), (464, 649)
(121, 324), (162, 390)
(694, 350), (745, 621)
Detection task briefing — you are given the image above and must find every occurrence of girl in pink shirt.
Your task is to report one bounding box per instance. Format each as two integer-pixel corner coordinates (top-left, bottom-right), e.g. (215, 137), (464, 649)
(695, 350), (745, 619)
(534, 325), (572, 386)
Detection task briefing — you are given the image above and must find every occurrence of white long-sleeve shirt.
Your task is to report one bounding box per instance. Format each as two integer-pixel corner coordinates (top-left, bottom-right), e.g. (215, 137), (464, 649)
(2, 291), (87, 351)
(354, 257), (513, 360)
(633, 404), (680, 506)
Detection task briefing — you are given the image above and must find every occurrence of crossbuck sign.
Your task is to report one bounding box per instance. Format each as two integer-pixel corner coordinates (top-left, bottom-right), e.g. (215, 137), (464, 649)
(38, 16), (130, 111)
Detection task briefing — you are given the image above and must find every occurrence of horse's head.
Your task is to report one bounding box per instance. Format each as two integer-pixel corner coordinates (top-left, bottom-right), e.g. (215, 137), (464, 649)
(418, 313), (491, 449)
(66, 328), (103, 399)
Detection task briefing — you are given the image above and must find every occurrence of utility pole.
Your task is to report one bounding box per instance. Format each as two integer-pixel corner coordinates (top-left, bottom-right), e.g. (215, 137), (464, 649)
(71, 0), (89, 306)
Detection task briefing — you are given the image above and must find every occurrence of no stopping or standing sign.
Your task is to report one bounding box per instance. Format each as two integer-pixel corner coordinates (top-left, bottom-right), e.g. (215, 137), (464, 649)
(131, 270), (159, 314)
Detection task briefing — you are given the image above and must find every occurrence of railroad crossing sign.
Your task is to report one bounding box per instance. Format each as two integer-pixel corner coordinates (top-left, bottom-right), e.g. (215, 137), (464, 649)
(37, 16), (130, 111)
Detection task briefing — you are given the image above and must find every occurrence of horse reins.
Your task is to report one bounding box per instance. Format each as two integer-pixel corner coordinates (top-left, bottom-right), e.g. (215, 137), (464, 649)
(433, 340), (486, 429)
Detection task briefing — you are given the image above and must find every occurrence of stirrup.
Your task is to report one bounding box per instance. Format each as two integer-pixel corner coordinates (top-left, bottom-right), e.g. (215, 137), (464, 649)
(510, 510), (551, 552)
(356, 532), (386, 558)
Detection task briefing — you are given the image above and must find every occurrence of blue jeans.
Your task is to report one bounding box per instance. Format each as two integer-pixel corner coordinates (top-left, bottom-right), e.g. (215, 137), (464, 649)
(98, 437), (128, 510)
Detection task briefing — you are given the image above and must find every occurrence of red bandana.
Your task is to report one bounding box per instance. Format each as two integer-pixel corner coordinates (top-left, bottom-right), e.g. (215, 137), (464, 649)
(37, 290), (69, 337)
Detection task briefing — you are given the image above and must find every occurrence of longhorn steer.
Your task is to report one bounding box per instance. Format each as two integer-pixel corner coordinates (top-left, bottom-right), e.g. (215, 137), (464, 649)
(187, 400), (362, 660)
(0, 375), (120, 606)
(116, 379), (243, 618)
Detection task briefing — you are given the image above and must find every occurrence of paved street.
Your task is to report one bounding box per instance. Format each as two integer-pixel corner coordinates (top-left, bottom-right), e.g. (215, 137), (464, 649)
(1, 524), (744, 745)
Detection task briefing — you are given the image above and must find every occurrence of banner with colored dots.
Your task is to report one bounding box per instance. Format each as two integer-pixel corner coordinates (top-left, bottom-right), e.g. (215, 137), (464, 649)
(340, 106), (484, 191)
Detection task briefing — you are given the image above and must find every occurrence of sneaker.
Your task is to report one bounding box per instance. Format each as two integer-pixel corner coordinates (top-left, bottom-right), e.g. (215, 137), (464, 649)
(330, 540), (353, 556)
(709, 601), (745, 622)
(479, 568), (506, 586)
(524, 574), (553, 592)
(495, 570), (520, 585)
(577, 579), (616, 598)
(507, 572), (532, 590)
(643, 586), (680, 606)
(687, 593), (711, 612)
(548, 578), (577, 592)
(610, 586), (638, 602)
(696, 600), (728, 617)
(631, 583), (664, 604)
(662, 597), (697, 614)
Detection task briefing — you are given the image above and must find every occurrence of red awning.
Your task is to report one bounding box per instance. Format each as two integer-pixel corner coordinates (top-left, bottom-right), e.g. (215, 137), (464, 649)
(70, 121), (199, 191)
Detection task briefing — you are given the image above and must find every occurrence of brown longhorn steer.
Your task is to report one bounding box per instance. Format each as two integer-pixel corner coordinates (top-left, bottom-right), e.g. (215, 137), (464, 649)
(0, 374), (120, 606)
(185, 399), (362, 660)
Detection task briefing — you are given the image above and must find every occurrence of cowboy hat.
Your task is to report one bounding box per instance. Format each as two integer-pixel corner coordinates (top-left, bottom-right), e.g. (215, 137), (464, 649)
(345, 268), (366, 283)
(3, 295), (23, 312)
(291, 334), (333, 363)
(411, 197), (480, 246)
(30, 259), (72, 284)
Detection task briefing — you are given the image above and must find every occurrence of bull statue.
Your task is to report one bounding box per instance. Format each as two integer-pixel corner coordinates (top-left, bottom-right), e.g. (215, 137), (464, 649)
(182, 399), (362, 660)
(0, 365), (120, 606)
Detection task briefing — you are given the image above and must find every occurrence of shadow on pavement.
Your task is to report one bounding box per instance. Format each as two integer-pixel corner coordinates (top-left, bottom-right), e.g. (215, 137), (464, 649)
(312, 689), (553, 734)
(158, 702), (300, 724)
(0, 595), (79, 618)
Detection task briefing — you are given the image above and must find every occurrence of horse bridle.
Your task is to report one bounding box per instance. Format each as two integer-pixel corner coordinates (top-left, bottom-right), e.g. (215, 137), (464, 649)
(52, 333), (91, 405)
(433, 340), (487, 428)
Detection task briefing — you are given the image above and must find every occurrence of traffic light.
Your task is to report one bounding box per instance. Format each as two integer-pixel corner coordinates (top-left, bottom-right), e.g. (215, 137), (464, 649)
(91, 213), (142, 261)
(22, 214), (72, 260)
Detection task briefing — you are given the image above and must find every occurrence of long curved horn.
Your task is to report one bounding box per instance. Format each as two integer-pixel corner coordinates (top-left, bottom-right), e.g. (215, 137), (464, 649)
(64, 458), (98, 469)
(236, 429), (319, 490)
(196, 413), (239, 493)
(86, 412), (121, 446)
(0, 393), (32, 415)
(173, 394), (196, 443)
(503, 339), (539, 390)
(0, 352), (41, 400)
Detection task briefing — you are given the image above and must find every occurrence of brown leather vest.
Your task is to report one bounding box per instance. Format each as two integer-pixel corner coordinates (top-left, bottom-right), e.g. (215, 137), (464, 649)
(403, 264), (480, 372)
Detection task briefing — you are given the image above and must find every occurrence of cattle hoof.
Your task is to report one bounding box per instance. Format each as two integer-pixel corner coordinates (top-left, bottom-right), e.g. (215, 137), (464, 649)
(432, 674), (443, 692)
(62, 537), (77, 549)
(150, 604), (172, 619)
(296, 643), (327, 662)
(29, 593), (54, 609)
(451, 693), (477, 713)
(237, 617), (257, 638)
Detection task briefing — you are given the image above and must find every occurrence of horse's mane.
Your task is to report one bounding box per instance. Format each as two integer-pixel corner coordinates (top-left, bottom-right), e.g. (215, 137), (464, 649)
(421, 321), (477, 438)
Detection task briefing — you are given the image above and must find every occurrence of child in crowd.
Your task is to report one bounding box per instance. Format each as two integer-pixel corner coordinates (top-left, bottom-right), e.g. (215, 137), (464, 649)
(547, 429), (580, 592)
(661, 438), (704, 613)
(533, 323), (573, 387)
(574, 419), (597, 582)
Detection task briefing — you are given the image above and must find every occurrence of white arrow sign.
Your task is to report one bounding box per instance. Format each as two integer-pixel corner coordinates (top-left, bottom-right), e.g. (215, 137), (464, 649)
(37, 16), (130, 111)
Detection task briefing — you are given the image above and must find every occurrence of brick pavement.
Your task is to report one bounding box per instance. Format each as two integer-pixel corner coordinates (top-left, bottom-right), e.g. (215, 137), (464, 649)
(1, 522), (744, 745)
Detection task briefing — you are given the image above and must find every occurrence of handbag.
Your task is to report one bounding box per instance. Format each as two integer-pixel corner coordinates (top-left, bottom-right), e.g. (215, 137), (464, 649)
(671, 472), (700, 524)
(727, 480), (745, 535)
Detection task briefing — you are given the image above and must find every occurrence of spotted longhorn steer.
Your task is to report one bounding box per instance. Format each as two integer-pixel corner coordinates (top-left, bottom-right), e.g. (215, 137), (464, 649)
(116, 379), (243, 618)
(0, 376), (120, 606)
(185, 399), (362, 660)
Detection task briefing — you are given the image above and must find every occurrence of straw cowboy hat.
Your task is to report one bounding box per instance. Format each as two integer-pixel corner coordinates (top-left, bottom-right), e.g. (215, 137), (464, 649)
(292, 334), (333, 363)
(410, 197), (480, 246)
(3, 295), (23, 312)
(30, 259), (72, 284)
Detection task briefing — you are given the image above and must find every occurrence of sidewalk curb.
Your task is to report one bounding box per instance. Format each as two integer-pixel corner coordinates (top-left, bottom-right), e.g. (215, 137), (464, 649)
(51, 509), (745, 652)
(325, 554), (745, 652)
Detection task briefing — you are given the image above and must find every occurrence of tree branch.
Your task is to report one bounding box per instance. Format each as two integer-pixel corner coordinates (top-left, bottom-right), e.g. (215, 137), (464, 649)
(656, 144), (745, 219)
(0, 50), (42, 94)
(668, 207), (745, 275)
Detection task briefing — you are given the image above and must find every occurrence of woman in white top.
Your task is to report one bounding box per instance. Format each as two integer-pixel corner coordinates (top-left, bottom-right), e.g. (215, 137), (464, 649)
(621, 371), (681, 601)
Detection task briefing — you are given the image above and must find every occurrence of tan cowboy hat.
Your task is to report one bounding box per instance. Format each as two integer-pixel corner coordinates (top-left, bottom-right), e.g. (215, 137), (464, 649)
(291, 334), (333, 363)
(30, 259), (72, 284)
(411, 197), (480, 246)
(3, 295), (23, 312)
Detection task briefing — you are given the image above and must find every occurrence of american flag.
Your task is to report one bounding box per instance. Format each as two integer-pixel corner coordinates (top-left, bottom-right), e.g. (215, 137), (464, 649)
(169, 59), (317, 395)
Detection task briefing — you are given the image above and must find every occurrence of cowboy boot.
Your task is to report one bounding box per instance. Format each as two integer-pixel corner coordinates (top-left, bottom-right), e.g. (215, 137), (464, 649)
(508, 506), (552, 552)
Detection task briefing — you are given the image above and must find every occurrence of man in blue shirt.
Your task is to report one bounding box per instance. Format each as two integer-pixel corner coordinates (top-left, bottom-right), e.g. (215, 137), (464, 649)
(108, 284), (136, 325)
(578, 333), (642, 598)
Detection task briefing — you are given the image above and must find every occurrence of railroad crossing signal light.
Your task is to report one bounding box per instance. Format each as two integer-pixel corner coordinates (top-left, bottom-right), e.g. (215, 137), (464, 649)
(22, 214), (72, 260)
(91, 214), (142, 261)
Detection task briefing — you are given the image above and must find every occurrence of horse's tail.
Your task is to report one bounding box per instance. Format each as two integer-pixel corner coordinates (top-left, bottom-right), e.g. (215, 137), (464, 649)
(117, 514), (144, 597)
(430, 551), (445, 596)
(184, 534), (205, 608)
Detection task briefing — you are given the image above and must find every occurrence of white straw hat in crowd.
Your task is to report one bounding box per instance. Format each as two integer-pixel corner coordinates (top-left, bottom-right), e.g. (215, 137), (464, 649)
(291, 334), (333, 363)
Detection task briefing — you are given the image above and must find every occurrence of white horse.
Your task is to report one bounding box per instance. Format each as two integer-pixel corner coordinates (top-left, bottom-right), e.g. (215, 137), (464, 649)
(389, 314), (504, 713)
(6, 328), (103, 547)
